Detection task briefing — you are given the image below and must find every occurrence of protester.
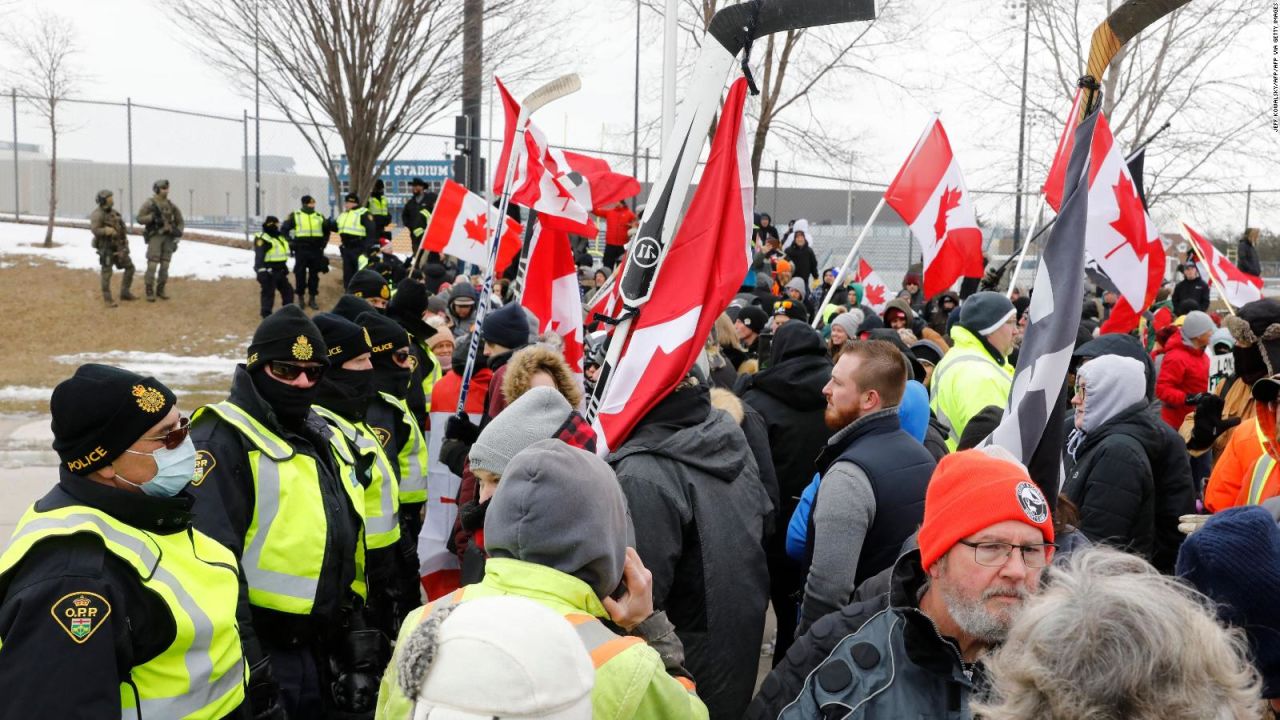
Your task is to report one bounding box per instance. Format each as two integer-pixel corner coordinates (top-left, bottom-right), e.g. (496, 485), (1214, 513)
(1156, 310), (1214, 430)
(736, 322), (832, 661)
(1064, 355), (1166, 561)
(901, 270), (925, 310)
(735, 306), (768, 358)
(1172, 262), (1212, 312)
(978, 547), (1263, 720)
(608, 374), (771, 720)
(1177, 506), (1280, 714)
(930, 292), (1017, 450)
(445, 283), (479, 338)
(753, 448), (1054, 719)
(377, 440), (710, 719)
(784, 225), (818, 286)
(797, 340), (935, 635)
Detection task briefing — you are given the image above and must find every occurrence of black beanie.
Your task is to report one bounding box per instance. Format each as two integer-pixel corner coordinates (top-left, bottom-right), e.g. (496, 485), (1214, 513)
(347, 269), (390, 302)
(262, 216), (280, 232)
(386, 279), (438, 342)
(359, 311), (410, 358)
(313, 312), (372, 367)
(480, 302), (530, 350)
(51, 364), (177, 475)
(772, 298), (809, 323)
(332, 294), (377, 322)
(247, 305), (328, 370)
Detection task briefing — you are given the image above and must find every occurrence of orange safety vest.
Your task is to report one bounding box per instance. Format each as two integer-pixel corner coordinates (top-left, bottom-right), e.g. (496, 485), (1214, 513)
(1240, 420), (1280, 506)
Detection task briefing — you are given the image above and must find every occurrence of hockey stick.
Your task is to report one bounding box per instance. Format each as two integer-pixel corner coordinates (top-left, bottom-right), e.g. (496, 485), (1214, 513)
(456, 74), (581, 415)
(585, 0), (875, 425)
(1080, 0), (1190, 115)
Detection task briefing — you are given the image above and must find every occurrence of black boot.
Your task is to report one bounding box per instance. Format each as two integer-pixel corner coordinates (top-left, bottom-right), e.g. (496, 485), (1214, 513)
(145, 283), (156, 302)
(156, 283), (170, 300)
(308, 295), (319, 310)
(103, 291), (118, 308)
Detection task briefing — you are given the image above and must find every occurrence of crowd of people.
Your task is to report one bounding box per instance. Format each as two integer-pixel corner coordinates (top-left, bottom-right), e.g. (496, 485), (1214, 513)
(3, 202), (1280, 720)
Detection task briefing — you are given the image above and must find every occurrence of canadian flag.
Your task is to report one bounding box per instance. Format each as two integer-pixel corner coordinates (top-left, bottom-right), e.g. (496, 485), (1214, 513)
(1042, 88), (1086, 213)
(1184, 221), (1263, 308)
(852, 258), (893, 314)
(420, 178), (523, 275)
(520, 224), (586, 378)
(592, 77), (754, 454)
(586, 259), (623, 325)
(494, 77), (603, 237)
(1087, 112), (1166, 335)
(883, 117), (985, 299)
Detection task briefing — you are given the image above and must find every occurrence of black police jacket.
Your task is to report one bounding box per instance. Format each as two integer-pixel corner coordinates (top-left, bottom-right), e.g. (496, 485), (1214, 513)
(0, 472), (248, 720)
(189, 366), (362, 657)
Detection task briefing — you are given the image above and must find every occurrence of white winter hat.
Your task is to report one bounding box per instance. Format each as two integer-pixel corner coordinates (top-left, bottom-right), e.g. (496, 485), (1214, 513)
(400, 596), (595, 720)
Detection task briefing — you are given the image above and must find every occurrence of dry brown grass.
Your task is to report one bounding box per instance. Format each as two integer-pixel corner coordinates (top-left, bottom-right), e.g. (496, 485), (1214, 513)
(0, 251), (349, 413)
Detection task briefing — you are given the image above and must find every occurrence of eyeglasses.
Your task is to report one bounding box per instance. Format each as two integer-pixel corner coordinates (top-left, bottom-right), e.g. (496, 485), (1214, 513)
(957, 540), (1056, 568)
(138, 416), (190, 450)
(268, 360), (325, 383)
(392, 349), (412, 364)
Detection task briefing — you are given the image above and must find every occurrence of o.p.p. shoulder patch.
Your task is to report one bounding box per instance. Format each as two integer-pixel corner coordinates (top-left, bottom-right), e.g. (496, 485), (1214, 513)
(191, 450), (217, 487)
(51, 591), (111, 644)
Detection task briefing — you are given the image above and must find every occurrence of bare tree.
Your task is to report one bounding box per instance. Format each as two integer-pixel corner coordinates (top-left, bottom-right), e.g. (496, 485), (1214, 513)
(13, 13), (81, 247)
(645, 0), (922, 184)
(166, 0), (560, 205)
(964, 0), (1272, 230)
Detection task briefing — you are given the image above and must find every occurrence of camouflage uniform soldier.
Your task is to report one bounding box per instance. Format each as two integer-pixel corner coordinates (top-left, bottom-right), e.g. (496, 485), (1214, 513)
(88, 190), (136, 307)
(136, 179), (185, 301)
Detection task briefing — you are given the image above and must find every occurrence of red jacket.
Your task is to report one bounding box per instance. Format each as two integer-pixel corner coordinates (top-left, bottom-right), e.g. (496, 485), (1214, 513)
(1155, 330), (1209, 429)
(593, 204), (636, 247)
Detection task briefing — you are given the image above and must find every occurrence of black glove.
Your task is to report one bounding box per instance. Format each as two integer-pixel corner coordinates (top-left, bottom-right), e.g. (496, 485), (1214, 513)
(1185, 392), (1210, 406)
(1187, 393), (1242, 451)
(247, 657), (287, 720)
(445, 414), (480, 444)
(439, 438), (469, 478)
(330, 671), (379, 715)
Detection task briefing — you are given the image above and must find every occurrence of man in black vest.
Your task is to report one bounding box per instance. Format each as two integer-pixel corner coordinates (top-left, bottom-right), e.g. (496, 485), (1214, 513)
(798, 339), (935, 636)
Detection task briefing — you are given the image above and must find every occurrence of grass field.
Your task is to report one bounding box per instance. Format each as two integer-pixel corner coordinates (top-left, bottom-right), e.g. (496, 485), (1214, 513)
(0, 252), (349, 413)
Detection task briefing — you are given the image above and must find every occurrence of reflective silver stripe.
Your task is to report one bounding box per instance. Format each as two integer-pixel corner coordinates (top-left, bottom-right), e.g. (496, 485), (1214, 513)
(1249, 455), (1276, 505)
(243, 458), (320, 601)
(292, 211), (324, 238)
(571, 617), (620, 650)
(382, 393), (427, 495)
(317, 407), (398, 537)
(206, 402), (293, 460)
(12, 514), (245, 717)
(933, 405), (960, 444)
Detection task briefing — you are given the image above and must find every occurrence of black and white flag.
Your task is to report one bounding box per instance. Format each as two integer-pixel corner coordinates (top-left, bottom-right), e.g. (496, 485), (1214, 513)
(983, 109), (1099, 503)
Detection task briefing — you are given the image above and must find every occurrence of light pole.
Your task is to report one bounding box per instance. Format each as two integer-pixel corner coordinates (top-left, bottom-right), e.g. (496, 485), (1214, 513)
(254, 0), (261, 219)
(633, 0), (640, 177)
(1012, 0), (1031, 252)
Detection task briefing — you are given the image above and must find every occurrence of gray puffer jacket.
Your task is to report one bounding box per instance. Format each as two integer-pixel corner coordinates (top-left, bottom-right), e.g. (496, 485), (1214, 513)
(607, 385), (772, 720)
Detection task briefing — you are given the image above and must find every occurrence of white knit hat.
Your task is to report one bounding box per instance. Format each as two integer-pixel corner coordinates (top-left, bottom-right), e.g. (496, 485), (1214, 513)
(469, 386), (572, 477)
(402, 596), (595, 720)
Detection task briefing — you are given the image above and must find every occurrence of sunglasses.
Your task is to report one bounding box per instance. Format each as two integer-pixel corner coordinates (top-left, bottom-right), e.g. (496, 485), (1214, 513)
(392, 349), (412, 364)
(141, 416), (190, 450)
(268, 360), (325, 383)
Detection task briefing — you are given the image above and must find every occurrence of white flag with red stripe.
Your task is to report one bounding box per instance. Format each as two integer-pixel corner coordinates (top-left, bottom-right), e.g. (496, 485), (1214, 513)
(852, 257), (894, 314)
(1087, 112), (1165, 335)
(520, 224), (586, 378)
(883, 117), (984, 299)
(494, 77), (600, 237)
(1042, 88), (1086, 213)
(592, 77), (754, 454)
(1185, 221), (1262, 308)
(420, 178), (523, 274)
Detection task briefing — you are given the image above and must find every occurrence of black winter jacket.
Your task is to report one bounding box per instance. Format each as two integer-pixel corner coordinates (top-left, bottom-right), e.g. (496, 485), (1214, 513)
(785, 242), (819, 285)
(1172, 277), (1211, 312)
(607, 386), (772, 720)
(1062, 402), (1161, 560)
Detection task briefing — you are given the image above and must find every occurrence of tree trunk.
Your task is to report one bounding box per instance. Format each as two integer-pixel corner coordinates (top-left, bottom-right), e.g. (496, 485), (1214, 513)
(44, 105), (56, 248)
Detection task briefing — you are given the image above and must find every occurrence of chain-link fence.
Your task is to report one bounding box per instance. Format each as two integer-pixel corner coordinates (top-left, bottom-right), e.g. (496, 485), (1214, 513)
(2, 90), (1274, 294)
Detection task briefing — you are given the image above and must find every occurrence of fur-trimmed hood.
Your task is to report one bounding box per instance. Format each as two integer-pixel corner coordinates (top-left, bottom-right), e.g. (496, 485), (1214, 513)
(501, 343), (583, 408)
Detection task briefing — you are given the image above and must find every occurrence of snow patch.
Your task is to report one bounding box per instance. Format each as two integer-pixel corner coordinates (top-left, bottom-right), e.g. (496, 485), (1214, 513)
(0, 221), (258, 280)
(0, 386), (51, 402)
(53, 351), (241, 387)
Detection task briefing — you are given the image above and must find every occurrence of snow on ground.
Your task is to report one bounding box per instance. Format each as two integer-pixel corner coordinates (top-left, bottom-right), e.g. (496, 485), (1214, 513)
(0, 221), (257, 281)
(0, 386), (51, 402)
(53, 351), (240, 388)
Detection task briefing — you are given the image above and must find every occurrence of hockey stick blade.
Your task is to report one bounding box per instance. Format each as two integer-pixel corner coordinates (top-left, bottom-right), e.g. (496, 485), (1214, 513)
(523, 74), (582, 114)
(708, 0), (876, 54)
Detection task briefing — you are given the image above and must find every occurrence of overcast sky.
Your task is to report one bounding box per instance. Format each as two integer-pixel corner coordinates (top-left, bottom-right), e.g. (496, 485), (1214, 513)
(5, 0), (1278, 233)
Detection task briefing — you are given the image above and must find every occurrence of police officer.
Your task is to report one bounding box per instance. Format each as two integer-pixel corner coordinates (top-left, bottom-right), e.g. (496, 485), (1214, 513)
(88, 190), (137, 307)
(311, 312), (405, 639)
(254, 216), (294, 318)
(136, 179), (185, 302)
(189, 306), (383, 718)
(400, 178), (430, 244)
(359, 312), (429, 617)
(0, 365), (246, 719)
(347, 268), (391, 311)
(335, 192), (376, 288)
(366, 179), (391, 243)
(280, 195), (330, 310)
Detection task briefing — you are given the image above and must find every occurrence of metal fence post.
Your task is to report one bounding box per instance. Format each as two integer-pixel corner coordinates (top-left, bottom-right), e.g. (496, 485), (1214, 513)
(644, 148), (650, 186)
(243, 110), (250, 241)
(772, 160), (779, 217)
(126, 97), (134, 225)
(11, 88), (18, 220)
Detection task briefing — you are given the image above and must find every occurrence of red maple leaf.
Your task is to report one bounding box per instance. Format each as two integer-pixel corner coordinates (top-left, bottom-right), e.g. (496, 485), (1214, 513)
(464, 213), (488, 244)
(864, 283), (887, 307)
(1104, 173), (1154, 262)
(934, 186), (962, 243)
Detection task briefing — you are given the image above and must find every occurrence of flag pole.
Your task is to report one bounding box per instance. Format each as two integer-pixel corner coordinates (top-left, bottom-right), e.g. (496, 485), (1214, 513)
(1006, 192), (1046, 299)
(811, 196), (886, 328)
(1182, 220), (1239, 317)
